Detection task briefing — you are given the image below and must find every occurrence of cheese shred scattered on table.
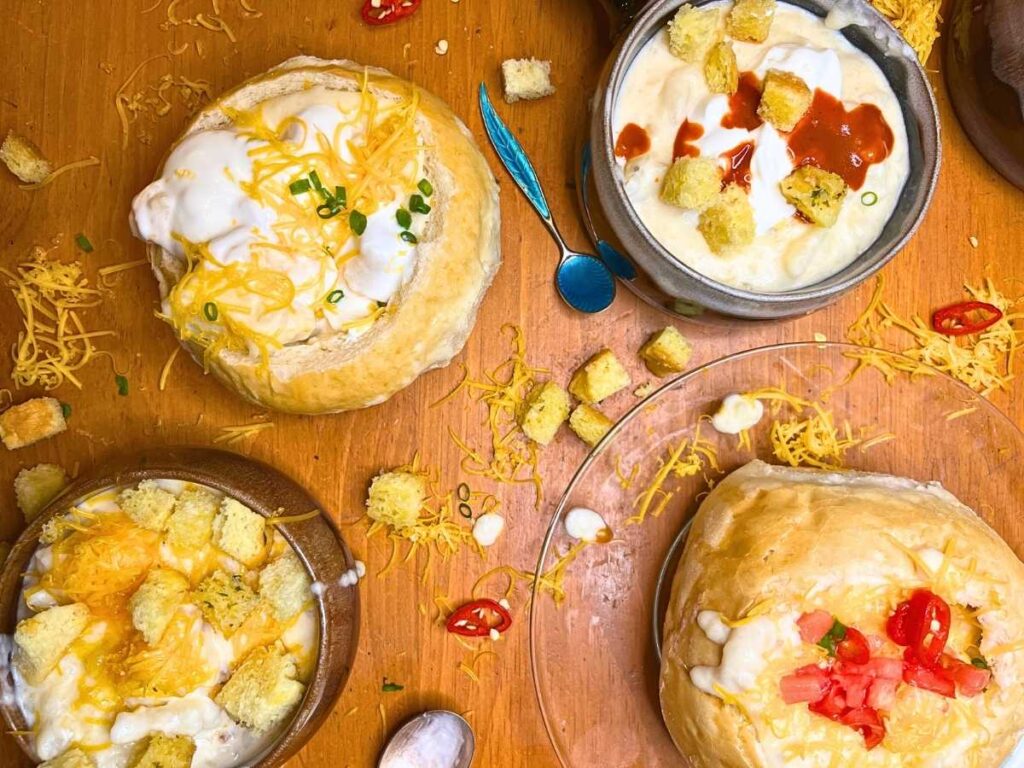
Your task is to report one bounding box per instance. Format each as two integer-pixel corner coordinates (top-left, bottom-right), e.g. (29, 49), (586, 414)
(630, 425), (719, 525)
(869, 0), (942, 64)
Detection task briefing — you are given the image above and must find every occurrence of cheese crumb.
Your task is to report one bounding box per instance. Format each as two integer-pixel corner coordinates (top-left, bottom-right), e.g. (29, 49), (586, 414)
(968, 235), (979, 248)
(501, 58), (556, 103)
(435, 39), (449, 55)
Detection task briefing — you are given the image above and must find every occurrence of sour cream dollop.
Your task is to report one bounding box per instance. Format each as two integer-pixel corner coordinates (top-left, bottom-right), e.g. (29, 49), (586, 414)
(711, 394), (764, 434)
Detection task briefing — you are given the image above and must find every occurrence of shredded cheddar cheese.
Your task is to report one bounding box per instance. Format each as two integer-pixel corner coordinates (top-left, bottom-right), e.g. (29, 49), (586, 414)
(471, 541), (589, 606)
(213, 420), (275, 445)
(114, 55), (212, 147)
(629, 425), (719, 525)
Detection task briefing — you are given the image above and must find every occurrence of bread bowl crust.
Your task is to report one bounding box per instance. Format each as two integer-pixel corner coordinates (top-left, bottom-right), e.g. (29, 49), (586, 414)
(144, 57), (501, 414)
(660, 460), (1024, 768)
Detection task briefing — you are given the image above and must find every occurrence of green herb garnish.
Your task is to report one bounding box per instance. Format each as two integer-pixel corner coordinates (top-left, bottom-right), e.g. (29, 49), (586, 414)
(418, 178), (433, 197)
(400, 231), (418, 244)
(115, 375), (129, 397)
(818, 619), (847, 656)
(327, 289), (345, 304)
(861, 191), (879, 206)
(334, 185), (347, 208)
(203, 302), (219, 322)
(308, 169), (324, 192)
(409, 194), (431, 215)
(60, 402), (72, 420)
(382, 678), (404, 693)
(376, 300), (387, 308)
(396, 208), (412, 229)
(350, 210), (367, 236)
(316, 203), (341, 219)
(971, 656), (990, 669)
(74, 233), (94, 253)
(289, 178), (311, 195)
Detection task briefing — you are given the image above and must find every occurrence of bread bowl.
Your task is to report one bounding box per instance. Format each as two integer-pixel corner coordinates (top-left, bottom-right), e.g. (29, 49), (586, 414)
(661, 460), (1024, 767)
(131, 57), (500, 414)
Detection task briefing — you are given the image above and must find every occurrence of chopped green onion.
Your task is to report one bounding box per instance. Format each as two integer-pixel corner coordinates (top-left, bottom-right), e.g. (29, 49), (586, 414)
(327, 289), (345, 304)
(334, 186), (347, 208)
(400, 231), (418, 244)
(308, 169), (324, 191)
(418, 178), (433, 197)
(818, 619), (847, 656)
(74, 233), (94, 253)
(456, 482), (471, 502)
(316, 203), (341, 219)
(203, 302), (219, 322)
(115, 375), (129, 397)
(60, 402), (72, 420)
(376, 300), (387, 308)
(382, 679), (404, 693)
(458, 502), (473, 519)
(396, 208), (412, 229)
(349, 210), (367, 236)
(289, 178), (311, 195)
(409, 194), (431, 215)
(971, 656), (990, 669)
(861, 191), (878, 206)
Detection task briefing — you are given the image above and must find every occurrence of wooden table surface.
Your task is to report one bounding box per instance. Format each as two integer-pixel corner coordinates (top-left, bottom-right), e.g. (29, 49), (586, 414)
(1, 1), (1021, 767)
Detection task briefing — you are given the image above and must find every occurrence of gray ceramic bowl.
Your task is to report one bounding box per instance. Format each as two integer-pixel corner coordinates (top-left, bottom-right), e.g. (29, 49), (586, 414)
(0, 447), (359, 768)
(589, 0), (941, 320)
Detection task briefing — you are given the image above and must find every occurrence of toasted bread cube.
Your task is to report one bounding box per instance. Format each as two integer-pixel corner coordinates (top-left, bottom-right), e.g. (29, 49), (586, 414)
(698, 183), (755, 253)
(757, 69), (812, 132)
(15, 463), (68, 521)
(639, 327), (694, 377)
(704, 41), (739, 94)
(213, 498), (267, 567)
(120, 480), (176, 532)
(569, 349), (632, 404)
(517, 381), (570, 446)
(14, 603), (90, 683)
(165, 486), (219, 549)
(780, 165), (848, 227)
(660, 156), (722, 211)
(216, 644), (305, 733)
(259, 551), (312, 622)
(194, 570), (259, 635)
(40, 749), (95, 768)
(667, 4), (719, 63)
(131, 734), (195, 768)
(568, 404), (614, 448)
(0, 397), (66, 450)
(366, 470), (426, 530)
(0, 131), (52, 184)
(501, 58), (556, 103)
(129, 568), (189, 645)
(726, 0), (776, 42)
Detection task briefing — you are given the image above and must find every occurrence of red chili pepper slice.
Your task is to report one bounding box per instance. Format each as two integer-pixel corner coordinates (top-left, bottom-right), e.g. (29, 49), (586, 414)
(931, 301), (1003, 336)
(361, 0), (422, 25)
(445, 598), (512, 637)
(886, 590), (950, 668)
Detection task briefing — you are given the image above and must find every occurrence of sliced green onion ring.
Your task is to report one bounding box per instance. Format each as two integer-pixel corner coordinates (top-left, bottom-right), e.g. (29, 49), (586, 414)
(396, 208), (412, 229)
(203, 302), (219, 321)
(456, 482), (471, 502)
(350, 210), (368, 235)
(289, 178), (311, 195)
(861, 191), (878, 206)
(400, 231), (418, 244)
(115, 375), (129, 397)
(418, 178), (433, 197)
(327, 289), (345, 304)
(458, 502), (473, 519)
(74, 233), (94, 253)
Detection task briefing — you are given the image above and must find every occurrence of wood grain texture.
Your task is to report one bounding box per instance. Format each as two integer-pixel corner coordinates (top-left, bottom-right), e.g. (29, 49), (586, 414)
(0, 2), (1021, 767)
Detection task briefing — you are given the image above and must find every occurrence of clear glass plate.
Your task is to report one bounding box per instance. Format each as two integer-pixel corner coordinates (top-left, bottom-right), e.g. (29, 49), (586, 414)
(529, 342), (1024, 767)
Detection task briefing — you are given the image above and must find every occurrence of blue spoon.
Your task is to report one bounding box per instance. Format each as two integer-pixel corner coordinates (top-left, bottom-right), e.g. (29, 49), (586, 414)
(478, 83), (616, 314)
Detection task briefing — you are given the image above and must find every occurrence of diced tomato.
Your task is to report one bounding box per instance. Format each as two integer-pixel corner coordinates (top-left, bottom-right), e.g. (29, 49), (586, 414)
(840, 707), (887, 750)
(945, 657), (991, 697)
(809, 683), (848, 720)
(837, 627), (871, 665)
(866, 677), (900, 711)
(833, 674), (872, 708)
(780, 667), (831, 704)
(866, 634), (885, 654)
(886, 600), (913, 646)
(837, 657), (903, 680)
(903, 662), (956, 698)
(798, 610), (835, 645)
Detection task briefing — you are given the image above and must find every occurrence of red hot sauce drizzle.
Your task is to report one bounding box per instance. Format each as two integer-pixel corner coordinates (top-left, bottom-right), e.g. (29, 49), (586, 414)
(720, 141), (756, 190)
(614, 123), (651, 161)
(672, 120), (704, 160)
(787, 89), (894, 190)
(722, 72), (764, 131)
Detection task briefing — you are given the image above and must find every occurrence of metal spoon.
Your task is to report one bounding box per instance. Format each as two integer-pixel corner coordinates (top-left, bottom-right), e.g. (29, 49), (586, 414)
(478, 83), (616, 314)
(377, 710), (475, 768)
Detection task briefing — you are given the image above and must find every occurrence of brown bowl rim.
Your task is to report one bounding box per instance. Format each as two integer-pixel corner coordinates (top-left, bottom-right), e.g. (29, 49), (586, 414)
(0, 446), (360, 768)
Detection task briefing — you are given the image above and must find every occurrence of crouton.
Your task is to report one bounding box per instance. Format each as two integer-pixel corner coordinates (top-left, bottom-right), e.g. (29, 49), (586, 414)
(14, 603), (90, 683)
(698, 183), (756, 253)
(757, 69), (812, 132)
(366, 471), (426, 530)
(129, 568), (189, 645)
(726, 0), (776, 42)
(501, 58), (556, 103)
(704, 41), (739, 94)
(660, 156), (722, 211)
(667, 4), (720, 63)
(569, 349), (631, 404)
(0, 397), (66, 450)
(15, 463), (68, 521)
(194, 570), (259, 635)
(779, 165), (848, 227)
(165, 486), (219, 549)
(131, 734), (195, 768)
(39, 517), (65, 545)
(259, 551), (312, 622)
(40, 749), (95, 768)
(568, 404), (614, 447)
(120, 480), (176, 532)
(0, 131), (52, 184)
(216, 644), (306, 733)
(213, 498), (267, 567)
(517, 381), (570, 446)
(639, 326), (694, 377)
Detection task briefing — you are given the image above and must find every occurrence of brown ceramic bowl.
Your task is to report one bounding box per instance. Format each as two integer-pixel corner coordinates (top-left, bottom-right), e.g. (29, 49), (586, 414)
(0, 447), (359, 768)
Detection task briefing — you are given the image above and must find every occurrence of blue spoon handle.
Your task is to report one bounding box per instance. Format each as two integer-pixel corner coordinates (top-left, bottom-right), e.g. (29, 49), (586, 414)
(478, 83), (552, 221)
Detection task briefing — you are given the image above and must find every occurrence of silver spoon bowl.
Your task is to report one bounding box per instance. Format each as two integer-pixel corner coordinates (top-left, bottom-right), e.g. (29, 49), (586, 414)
(377, 710), (475, 768)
